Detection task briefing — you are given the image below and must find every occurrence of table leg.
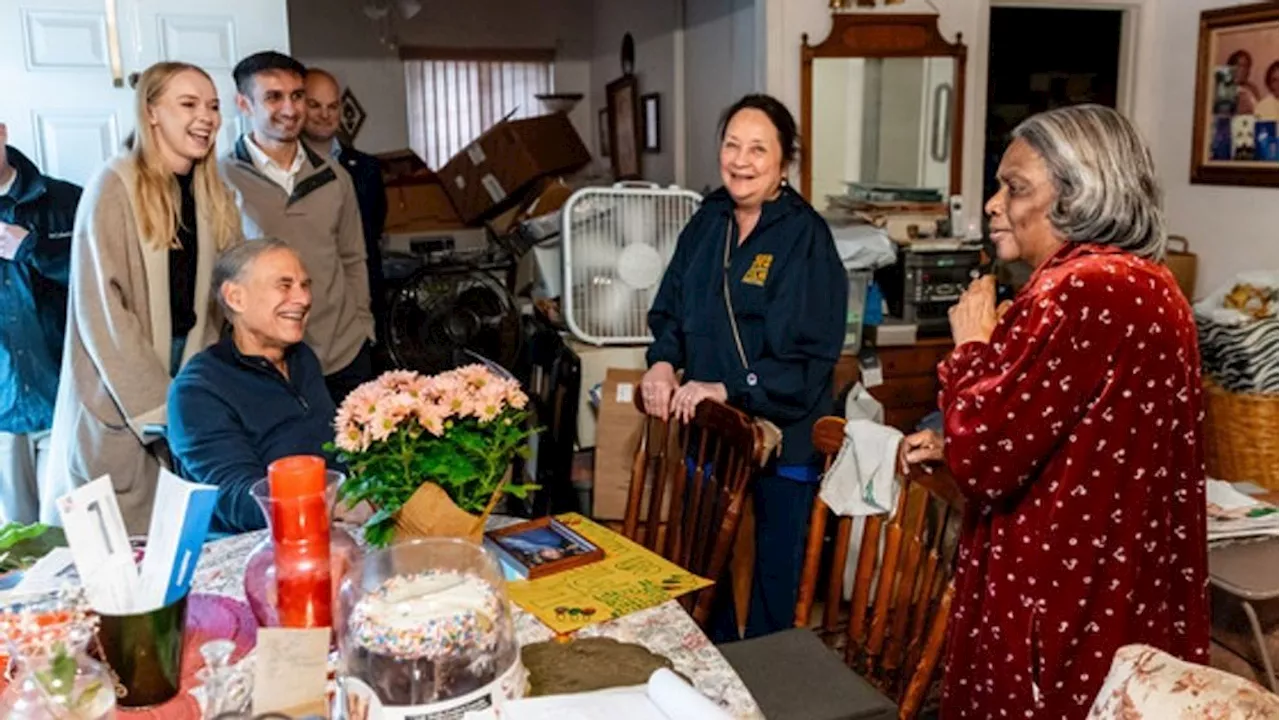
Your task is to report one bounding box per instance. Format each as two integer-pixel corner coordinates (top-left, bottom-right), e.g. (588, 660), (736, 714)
(1240, 599), (1279, 693)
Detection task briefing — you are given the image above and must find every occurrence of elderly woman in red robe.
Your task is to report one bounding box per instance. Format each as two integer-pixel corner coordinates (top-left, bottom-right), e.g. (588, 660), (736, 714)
(900, 104), (1208, 719)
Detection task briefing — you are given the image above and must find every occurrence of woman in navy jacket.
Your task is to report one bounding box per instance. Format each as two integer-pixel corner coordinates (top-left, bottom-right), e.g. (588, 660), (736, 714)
(642, 94), (847, 639)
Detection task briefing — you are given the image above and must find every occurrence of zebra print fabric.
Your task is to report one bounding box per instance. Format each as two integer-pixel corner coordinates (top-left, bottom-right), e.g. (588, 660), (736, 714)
(1196, 312), (1279, 394)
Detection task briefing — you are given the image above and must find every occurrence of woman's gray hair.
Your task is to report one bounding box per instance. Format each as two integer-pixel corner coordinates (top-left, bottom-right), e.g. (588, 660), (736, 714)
(212, 238), (295, 316)
(1011, 104), (1166, 261)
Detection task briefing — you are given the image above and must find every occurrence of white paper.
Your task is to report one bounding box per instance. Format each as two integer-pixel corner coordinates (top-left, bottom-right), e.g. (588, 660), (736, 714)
(137, 469), (218, 610)
(464, 668), (731, 720)
(252, 627), (330, 715)
(647, 668), (733, 719)
(1206, 479), (1259, 511)
(615, 382), (634, 404)
(3, 548), (77, 602)
(56, 476), (139, 614)
(1231, 481), (1269, 496)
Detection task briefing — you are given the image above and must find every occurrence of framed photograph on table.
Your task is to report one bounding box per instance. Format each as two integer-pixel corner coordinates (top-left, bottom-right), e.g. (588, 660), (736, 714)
(1190, 2), (1279, 187)
(483, 516), (604, 580)
(606, 75), (642, 179)
(641, 93), (661, 153)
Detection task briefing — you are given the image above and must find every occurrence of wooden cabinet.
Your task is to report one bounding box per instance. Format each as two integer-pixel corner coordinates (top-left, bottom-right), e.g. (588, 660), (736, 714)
(832, 338), (953, 433)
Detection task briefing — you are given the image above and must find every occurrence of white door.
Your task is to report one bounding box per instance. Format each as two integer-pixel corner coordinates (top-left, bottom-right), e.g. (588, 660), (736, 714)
(129, 0), (291, 156)
(0, 0), (288, 187)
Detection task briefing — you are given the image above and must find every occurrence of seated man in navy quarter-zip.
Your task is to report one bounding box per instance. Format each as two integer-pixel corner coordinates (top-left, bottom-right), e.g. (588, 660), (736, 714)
(167, 239), (338, 534)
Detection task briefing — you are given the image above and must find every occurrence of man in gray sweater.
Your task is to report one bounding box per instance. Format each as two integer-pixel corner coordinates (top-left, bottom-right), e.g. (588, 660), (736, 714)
(222, 51), (375, 405)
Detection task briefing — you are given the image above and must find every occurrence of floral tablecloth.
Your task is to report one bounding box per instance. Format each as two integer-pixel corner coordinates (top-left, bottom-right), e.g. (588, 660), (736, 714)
(191, 525), (764, 719)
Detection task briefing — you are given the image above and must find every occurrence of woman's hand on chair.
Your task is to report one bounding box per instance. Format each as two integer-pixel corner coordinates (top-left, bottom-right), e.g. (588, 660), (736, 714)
(641, 362), (680, 418)
(899, 429), (944, 475)
(670, 381), (728, 424)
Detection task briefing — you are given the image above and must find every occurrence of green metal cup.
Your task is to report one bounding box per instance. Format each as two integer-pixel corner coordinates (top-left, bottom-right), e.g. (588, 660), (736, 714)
(95, 593), (189, 708)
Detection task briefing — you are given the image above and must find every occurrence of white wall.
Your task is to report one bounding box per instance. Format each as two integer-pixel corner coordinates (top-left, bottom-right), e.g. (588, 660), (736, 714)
(590, 0), (680, 185)
(683, 0), (758, 193)
(287, 0), (595, 156)
(761, 0), (1279, 296)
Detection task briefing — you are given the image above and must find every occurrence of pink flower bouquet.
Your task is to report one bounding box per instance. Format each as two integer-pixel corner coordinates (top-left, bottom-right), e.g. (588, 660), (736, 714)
(330, 365), (537, 547)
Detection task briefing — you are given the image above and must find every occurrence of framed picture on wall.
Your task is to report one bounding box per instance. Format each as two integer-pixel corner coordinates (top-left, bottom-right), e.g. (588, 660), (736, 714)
(1190, 2), (1279, 187)
(606, 75), (642, 179)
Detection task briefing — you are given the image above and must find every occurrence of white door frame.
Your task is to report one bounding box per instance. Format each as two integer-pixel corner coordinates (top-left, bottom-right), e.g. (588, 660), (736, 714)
(965, 0), (1159, 211)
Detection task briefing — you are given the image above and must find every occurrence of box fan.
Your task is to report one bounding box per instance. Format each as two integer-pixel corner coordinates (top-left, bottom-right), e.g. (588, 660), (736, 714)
(560, 182), (702, 345)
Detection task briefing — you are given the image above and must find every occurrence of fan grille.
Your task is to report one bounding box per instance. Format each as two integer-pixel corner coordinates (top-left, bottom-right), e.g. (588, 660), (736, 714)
(386, 267), (522, 375)
(561, 185), (701, 345)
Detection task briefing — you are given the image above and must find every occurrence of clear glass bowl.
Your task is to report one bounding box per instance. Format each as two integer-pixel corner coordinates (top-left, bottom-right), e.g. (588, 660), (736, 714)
(336, 538), (525, 716)
(0, 593), (116, 720)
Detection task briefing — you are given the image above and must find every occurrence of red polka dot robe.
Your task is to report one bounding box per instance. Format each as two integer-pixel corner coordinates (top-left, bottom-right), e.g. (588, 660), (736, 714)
(936, 243), (1209, 719)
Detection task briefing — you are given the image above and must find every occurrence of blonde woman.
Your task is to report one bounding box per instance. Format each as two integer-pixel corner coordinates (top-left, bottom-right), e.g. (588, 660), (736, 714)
(44, 62), (243, 532)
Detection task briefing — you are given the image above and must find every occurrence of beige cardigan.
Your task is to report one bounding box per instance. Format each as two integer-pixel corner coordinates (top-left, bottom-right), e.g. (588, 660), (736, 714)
(43, 155), (236, 534)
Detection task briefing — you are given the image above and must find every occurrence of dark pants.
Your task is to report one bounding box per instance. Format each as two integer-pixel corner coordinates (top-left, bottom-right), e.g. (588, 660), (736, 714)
(710, 473), (817, 643)
(324, 342), (375, 406)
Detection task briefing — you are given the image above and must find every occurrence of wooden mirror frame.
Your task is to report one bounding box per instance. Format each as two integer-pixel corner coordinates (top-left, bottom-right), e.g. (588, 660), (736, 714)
(800, 13), (968, 201)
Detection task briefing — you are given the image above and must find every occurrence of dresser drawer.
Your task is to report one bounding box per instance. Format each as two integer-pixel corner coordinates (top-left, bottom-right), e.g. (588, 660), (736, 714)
(879, 342), (954, 378)
(868, 376), (940, 409)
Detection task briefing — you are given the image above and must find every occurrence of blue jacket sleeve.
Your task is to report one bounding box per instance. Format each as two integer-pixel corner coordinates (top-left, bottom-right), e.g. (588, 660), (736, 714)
(645, 222), (695, 369)
(16, 180), (80, 286)
(167, 372), (268, 533)
(724, 219), (846, 424)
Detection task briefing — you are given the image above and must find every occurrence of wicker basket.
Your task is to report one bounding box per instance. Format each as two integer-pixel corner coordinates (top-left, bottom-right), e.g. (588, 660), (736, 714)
(1202, 379), (1279, 490)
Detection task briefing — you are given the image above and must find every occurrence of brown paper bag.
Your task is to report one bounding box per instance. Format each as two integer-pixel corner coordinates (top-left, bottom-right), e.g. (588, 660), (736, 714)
(394, 483), (485, 543)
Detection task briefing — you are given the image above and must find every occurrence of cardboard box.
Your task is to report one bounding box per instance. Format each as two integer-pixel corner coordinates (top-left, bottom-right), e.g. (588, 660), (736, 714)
(384, 181), (463, 232)
(591, 368), (648, 520)
(568, 340), (650, 448)
(438, 114), (591, 224)
(487, 177), (576, 255)
(376, 149), (433, 185)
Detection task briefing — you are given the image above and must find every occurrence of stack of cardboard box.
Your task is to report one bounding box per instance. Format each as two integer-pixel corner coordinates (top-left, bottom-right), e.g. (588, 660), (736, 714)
(377, 112), (591, 240)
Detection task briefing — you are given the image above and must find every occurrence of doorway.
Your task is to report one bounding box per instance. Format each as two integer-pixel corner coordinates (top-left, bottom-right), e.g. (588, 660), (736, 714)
(981, 6), (1125, 202)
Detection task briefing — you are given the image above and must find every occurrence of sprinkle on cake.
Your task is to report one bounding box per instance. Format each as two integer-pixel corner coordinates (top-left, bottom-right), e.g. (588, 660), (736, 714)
(351, 571), (504, 659)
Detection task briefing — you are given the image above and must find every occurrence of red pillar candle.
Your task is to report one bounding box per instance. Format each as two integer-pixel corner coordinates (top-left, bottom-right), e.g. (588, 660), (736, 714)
(267, 455), (333, 628)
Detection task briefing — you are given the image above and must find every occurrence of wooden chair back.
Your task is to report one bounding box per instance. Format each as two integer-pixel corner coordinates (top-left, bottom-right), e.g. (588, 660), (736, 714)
(795, 416), (965, 719)
(624, 397), (763, 628)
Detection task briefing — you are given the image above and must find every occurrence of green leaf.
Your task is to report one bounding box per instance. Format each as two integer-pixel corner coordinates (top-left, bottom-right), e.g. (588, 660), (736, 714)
(0, 523), (65, 573)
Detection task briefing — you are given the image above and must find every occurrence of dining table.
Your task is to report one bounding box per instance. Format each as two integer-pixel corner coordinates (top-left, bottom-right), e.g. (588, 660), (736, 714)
(182, 519), (766, 719)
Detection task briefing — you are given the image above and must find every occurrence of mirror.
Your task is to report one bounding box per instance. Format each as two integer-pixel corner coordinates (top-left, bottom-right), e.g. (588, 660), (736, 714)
(800, 14), (967, 201)
(810, 57), (955, 199)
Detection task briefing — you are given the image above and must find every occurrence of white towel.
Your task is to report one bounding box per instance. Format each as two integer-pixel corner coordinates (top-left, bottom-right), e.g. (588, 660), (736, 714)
(819, 396), (904, 601)
(819, 418), (903, 518)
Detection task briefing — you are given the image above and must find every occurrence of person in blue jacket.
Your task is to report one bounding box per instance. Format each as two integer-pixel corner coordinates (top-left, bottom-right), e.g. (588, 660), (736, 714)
(167, 238), (339, 534)
(641, 94), (847, 639)
(0, 123), (82, 524)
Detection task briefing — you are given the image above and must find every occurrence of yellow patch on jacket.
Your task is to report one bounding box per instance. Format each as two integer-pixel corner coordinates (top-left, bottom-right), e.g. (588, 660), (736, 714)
(741, 253), (773, 286)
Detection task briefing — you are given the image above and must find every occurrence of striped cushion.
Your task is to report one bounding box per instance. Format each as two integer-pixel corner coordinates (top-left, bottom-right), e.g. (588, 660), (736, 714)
(1196, 312), (1279, 394)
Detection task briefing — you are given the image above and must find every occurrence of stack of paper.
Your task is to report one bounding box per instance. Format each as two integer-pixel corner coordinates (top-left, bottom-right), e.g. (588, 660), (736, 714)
(1206, 479), (1280, 542)
(464, 668), (732, 720)
(54, 469), (217, 613)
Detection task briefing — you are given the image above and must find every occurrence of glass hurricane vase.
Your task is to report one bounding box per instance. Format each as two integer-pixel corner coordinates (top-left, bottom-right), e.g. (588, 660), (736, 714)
(242, 468), (361, 631)
(0, 595), (117, 720)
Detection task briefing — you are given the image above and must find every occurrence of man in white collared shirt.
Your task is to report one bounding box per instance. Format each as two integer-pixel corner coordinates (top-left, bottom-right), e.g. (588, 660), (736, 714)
(221, 51), (375, 406)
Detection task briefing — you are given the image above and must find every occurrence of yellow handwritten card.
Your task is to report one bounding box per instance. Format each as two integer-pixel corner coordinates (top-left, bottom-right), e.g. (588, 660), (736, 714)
(503, 514), (712, 634)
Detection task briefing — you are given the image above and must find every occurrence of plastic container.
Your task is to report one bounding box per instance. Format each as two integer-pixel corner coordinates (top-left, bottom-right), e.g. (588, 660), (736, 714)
(845, 269), (872, 353)
(336, 538), (525, 717)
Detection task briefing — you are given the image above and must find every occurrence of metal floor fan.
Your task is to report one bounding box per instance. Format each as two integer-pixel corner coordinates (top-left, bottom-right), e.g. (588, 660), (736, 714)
(385, 265), (523, 376)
